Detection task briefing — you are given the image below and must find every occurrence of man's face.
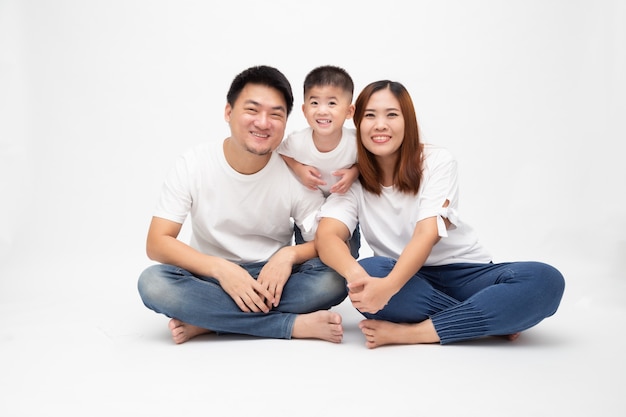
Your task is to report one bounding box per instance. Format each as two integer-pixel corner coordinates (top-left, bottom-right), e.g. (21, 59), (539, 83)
(225, 83), (288, 156)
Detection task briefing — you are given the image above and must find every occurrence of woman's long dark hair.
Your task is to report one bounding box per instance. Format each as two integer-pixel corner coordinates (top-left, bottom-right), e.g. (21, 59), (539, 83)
(354, 80), (423, 195)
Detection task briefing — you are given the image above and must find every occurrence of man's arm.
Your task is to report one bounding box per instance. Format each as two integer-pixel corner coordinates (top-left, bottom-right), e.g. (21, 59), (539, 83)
(146, 216), (273, 312)
(146, 216), (223, 278)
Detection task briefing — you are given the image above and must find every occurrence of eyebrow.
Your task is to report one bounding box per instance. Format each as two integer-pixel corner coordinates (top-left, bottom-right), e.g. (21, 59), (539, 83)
(308, 95), (338, 100)
(365, 107), (400, 112)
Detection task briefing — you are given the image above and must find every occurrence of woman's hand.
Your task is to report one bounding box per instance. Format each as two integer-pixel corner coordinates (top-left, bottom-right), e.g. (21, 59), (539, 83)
(347, 276), (395, 314)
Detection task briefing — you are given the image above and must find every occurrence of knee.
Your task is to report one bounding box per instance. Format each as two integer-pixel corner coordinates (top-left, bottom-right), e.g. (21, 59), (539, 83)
(527, 262), (565, 314)
(137, 264), (169, 306)
(535, 262), (565, 295)
(311, 269), (348, 308)
(321, 269), (349, 299)
(358, 256), (396, 277)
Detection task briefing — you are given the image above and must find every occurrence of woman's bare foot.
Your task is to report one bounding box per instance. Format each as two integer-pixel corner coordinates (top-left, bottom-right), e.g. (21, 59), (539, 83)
(291, 310), (343, 343)
(168, 318), (213, 344)
(358, 319), (440, 349)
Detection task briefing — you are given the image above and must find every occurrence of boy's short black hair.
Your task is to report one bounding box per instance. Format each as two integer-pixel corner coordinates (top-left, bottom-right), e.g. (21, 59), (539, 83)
(227, 65), (294, 116)
(303, 65), (354, 99)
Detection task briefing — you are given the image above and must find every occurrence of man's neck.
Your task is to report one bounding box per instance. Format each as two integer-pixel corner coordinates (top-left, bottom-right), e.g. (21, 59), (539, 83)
(223, 138), (272, 175)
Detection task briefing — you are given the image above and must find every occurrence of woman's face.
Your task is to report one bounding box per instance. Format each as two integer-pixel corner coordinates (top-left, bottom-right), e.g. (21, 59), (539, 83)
(359, 88), (405, 160)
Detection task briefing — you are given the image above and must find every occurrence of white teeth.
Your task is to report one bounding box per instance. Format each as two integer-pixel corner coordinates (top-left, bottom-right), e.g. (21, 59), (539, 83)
(251, 132), (269, 138)
(372, 136), (388, 141)
(317, 119), (331, 124)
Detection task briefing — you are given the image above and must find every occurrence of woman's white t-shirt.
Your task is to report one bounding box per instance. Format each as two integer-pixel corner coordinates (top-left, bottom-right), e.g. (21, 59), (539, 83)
(318, 144), (492, 266)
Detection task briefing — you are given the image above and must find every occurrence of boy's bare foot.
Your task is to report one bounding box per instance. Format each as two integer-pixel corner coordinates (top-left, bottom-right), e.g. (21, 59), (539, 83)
(358, 319), (440, 349)
(168, 318), (213, 344)
(292, 310), (343, 343)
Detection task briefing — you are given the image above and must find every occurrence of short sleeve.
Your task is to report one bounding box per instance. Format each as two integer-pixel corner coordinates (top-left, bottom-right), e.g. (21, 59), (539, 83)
(414, 147), (460, 238)
(153, 153), (194, 224)
(317, 186), (359, 235)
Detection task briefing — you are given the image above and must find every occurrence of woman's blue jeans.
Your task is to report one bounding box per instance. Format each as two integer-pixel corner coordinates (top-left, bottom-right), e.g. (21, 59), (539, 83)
(357, 257), (565, 344)
(137, 258), (348, 339)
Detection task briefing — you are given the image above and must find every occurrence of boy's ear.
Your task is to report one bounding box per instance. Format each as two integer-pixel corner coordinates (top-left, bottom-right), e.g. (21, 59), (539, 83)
(346, 104), (355, 119)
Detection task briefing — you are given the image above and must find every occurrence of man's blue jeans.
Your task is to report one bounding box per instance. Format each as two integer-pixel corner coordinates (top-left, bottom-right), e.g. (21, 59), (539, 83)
(137, 257), (348, 339)
(356, 257), (565, 344)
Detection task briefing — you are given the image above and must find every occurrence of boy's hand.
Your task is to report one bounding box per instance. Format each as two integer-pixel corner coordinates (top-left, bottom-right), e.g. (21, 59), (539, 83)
(330, 165), (359, 194)
(294, 163), (326, 190)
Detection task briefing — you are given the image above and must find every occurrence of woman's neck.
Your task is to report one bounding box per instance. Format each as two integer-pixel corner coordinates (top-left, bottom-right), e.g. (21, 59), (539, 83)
(377, 155), (397, 187)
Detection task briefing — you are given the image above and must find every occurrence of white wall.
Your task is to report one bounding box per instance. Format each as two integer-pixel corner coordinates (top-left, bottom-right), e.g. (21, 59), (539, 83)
(1, 0), (624, 295)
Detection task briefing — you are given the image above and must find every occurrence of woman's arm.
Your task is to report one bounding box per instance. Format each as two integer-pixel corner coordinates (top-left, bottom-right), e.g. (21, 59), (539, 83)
(315, 217), (369, 284)
(387, 216), (441, 290)
(348, 216), (442, 314)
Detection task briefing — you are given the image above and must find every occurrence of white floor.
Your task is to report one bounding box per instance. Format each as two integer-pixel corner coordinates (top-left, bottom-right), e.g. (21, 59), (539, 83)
(1, 253), (624, 417)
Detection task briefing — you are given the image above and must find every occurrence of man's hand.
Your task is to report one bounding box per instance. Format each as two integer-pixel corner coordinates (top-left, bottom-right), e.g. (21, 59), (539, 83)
(216, 259), (275, 313)
(257, 247), (295, 308)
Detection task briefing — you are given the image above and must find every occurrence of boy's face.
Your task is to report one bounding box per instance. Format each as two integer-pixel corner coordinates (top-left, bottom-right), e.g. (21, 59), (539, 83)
(302, 85), (354, 140)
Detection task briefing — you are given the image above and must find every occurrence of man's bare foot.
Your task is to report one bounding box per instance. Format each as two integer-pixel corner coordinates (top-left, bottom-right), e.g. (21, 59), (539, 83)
(168, 318), (213, 344)
(358, 319), (440, 349)
(291, 310), (343, 343)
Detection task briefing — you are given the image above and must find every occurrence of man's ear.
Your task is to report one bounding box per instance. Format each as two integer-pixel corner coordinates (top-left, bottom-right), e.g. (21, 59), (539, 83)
(224, 103), (232, 122)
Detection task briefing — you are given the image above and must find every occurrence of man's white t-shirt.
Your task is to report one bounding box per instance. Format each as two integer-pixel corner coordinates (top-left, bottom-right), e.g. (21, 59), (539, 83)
(277, 127), (357, 197)
(154, 140), (326, 264)
(318, 144), (492, 266)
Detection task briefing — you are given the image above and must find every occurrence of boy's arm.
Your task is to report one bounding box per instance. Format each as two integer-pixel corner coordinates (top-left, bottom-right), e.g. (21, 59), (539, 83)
(280, 154), (326, 190)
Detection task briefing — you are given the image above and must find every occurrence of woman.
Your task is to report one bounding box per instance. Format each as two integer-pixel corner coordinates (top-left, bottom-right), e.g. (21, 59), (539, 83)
(315, 80), (565, 348)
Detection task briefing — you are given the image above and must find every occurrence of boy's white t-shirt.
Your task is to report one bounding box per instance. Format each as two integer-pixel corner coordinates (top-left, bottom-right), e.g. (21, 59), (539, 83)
(318, 144), (492, 266)
(277, 127), (357, 197)
(154, 140), (326, 264)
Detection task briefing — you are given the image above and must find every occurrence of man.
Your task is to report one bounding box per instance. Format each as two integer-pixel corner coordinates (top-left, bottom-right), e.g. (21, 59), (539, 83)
(138, 66), (348, 344)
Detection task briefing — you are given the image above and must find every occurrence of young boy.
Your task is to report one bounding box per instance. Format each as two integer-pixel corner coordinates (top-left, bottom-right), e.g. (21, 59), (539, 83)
(277, 65), (360, 258)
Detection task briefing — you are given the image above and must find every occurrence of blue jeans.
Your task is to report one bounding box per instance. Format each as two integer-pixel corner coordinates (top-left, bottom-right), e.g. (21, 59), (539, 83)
(357, 257), (565, 344)
(137, 257), (348, 339)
